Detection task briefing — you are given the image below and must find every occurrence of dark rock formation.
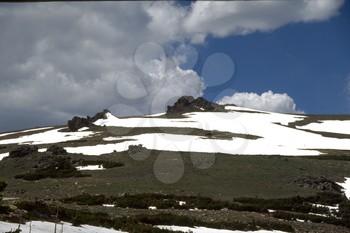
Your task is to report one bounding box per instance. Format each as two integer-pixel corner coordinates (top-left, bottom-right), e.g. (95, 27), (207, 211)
(89, 109), (110, 122)
(9, 145), (38, 158)
(67, 117), (90, 132)
(67, 109), (110, 131)
(294, 176), (343, 193)
(128, 144), (147, 155)
(47, 145), (67, 155)
(166, 96), (225, 115)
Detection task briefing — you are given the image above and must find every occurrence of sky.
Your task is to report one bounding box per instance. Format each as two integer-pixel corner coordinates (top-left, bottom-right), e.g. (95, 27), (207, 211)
(0, 0), (349, 132)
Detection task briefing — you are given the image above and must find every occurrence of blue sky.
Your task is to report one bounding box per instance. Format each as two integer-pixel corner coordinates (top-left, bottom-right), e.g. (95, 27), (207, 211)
(198, 1), (350, 114)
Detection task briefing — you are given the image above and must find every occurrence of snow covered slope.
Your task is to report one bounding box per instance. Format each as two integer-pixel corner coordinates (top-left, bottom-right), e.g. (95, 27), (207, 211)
(0, 221), (126, 233)
(71, 106), (350, 156)
(156, 226), (288, 233)
(1, 105), (350, 156)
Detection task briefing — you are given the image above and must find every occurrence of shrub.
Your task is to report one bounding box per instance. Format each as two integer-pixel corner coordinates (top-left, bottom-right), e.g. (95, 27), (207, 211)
(63, 193), (108, 206)
(9, 145), (38, 158)
(47, 145), (67, 155)
(15, 156), (88, 180)
(0, 181), (7, 192)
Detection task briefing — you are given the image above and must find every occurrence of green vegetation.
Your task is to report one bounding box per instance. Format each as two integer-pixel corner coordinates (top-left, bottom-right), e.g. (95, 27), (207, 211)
(106, 126), (261, 140)
(15, 156), (88, 181)
(16, 200), (294, 233)
(0, 181), (6, 192)
(2, 152), (350, 200)
(57, 191), (350, 230)
(0, 180), (9, 214)
(271, 203), (350, 228)
(1, 150), (350, 231)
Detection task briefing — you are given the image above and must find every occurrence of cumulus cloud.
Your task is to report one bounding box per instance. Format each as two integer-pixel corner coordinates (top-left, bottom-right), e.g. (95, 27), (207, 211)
(183, 0), (344, 42)
(217, 91), (302, 113)
(0, 1), (343, 130)
(0, 2), (202, 131)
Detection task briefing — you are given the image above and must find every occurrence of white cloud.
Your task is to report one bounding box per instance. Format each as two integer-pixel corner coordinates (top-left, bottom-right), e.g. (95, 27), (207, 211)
(0, 2), (203, 131)
(217, 91), (302, 113)
(0, 1), (343, 130)
(183, 0), (344, 42)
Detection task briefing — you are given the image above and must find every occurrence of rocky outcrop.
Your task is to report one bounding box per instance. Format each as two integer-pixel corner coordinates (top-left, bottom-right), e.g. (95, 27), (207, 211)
(89, 109), (110, 122)
(67, 109), (110, 131)
(166, 96), (225, 115)
(47, 145), (67, 155)
(9, 145), (38, 158)
(294, 176), (343, 193)
(128, 144), (147, 155)
(67, 117), (90, 132)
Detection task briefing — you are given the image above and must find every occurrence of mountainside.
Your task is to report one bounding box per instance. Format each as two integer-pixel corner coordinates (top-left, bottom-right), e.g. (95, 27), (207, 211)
(1, 98), (350, 158)
(1, 97), (350, 233)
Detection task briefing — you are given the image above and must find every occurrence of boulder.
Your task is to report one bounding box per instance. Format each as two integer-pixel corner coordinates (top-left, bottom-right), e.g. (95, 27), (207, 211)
(128, 144), (147, 154)
(67, 109), (110, 131)
(166, 96), (224, 115)
(67, 116), (90, 132)
(90, 109), (110, 122)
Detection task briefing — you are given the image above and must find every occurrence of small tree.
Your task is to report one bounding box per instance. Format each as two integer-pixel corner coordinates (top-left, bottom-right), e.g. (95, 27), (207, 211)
(0, 181), (7, 204)
(0, 181), (7, 209)
(0, 181), (6, 192)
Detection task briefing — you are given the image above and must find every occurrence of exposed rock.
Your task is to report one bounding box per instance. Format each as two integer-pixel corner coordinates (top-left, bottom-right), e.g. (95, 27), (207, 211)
(67, 116), (90, 132)
(294, 176), (343, 193)
(166, 96), (225, 115)
(9, 145), (38, 158)
(47, 145), (67, 155)
(89, 109), (110, 122)
(128, 144), (147, 154)
(67, 109), (110, 131)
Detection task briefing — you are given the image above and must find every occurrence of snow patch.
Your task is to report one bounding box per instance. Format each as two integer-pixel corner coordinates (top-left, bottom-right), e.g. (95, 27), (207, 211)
(0, 128), (95, 145)
(66, 133), (321, 156)
(0, 221), (126, 233)
(312, 203), (339, 211)
(178, 201), (186, 206)
(78, 127), (90, 132)
(337, 177), (350, 199)
(297, 120), (350, 135)
(103, 137), (122, 141)
(0, 152), (9, 161)
(38, 148), (47, 152)
(103, 204), (115, 208)
(156, 225), (288, 233)
(76, 165), (105, 171)
(0, 127), (54, 138)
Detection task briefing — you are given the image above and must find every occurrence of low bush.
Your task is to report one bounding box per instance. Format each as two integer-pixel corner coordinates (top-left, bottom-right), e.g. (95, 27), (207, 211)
(338, 200), (350, 227)
(16, 200), (293, 233)
(63, 193), (108, 206)
(0, 181), (6, 192)
(15, 156), (89, 180)
(0, 181), (8, 214)
(233, 192), (346, 214)
(9, 145), (38, 158)
(63, 192), (343, 215)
